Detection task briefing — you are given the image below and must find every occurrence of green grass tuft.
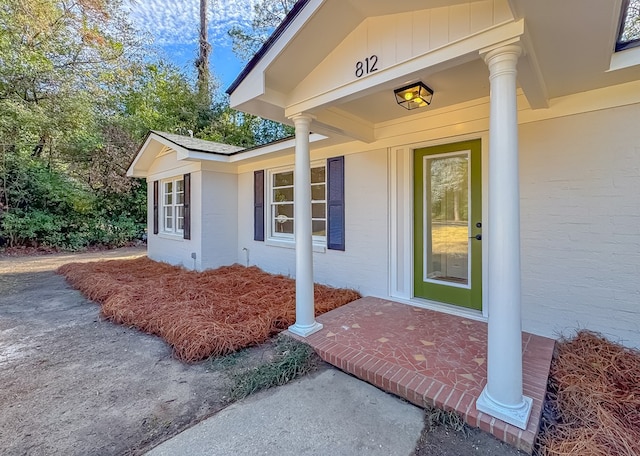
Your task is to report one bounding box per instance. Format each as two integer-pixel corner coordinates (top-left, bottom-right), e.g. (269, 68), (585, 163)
(208, 347), (250, 370)
(228, 335), (318, 400)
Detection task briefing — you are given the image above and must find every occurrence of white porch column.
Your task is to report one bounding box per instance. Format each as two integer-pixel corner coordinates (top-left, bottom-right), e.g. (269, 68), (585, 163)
(476, 44), (532, 430)
(288, 113), (323, 337)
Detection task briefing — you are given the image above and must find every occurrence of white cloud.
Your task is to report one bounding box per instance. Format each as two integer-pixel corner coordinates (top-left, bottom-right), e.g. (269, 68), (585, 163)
(126, 0), (258, 46)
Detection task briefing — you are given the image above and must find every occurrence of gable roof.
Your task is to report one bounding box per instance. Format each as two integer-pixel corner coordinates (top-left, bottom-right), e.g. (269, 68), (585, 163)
(150, 131), (245, 156)
(227, 0), (640, 143)
(126, 130), (330, 178)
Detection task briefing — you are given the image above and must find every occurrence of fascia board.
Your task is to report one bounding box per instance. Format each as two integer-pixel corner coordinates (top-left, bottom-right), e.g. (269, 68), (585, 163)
(178, 133), (328, 164)
(126, 133), (163, 177)
(229, 0), (325, 108)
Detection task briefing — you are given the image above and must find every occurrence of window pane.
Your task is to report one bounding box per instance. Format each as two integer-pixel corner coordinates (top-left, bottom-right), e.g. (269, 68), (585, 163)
(165, 215), (173, 230)
(426, 154), (469, 285)
(275, 219), (294, 234)
(164, 191), (172, 205)
(274, 187), (294, 202)
(312, 220), (326, 237)
(176, 193), (184, 205)
(274, 171), (294, 186)
(312, 203), (326, 218)
(176, 179), (184, 192)
(177, 217), (184, 230)
(311, 184), (325, 201)
(165, 182), (173, 193)
(620, 0), (640, 43)
(165, 206), (173, 218)
(311, 166), (325, 184)
(275, 204), (294, 218)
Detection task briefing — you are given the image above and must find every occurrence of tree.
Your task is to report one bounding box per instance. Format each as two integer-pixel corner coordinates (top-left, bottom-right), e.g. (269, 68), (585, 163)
(0, 0), (141, 159)
(223, 0), (296, 145)
(120, 62), (203, 140)
(228, 0), (297, 61)
(0, 0), (148, 249)
(195, 0), (212, 104)
(0, 0), (295, 250)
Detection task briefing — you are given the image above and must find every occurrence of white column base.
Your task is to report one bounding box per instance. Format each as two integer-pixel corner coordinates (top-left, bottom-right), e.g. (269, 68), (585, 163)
(288, 321), (324, 338)
(476, 386), (533, 430)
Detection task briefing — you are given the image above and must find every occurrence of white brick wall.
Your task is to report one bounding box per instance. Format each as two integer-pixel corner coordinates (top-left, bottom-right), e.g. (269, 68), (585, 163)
(236, 149), (389, 297)
(520, 103), (640, 347)
(200, 170), (238, 270)
(147, 170), (201, 270)
(144, 102), (640, 349)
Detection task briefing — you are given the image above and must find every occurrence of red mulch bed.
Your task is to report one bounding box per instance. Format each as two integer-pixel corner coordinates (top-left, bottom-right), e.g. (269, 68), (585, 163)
(58, 257), (360, 362)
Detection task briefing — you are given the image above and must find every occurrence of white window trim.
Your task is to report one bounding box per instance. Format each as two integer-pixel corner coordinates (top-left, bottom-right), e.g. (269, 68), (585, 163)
(266, 162), (327, 247)
(609, 45), (640, 71)
(161, 177), (184, 236)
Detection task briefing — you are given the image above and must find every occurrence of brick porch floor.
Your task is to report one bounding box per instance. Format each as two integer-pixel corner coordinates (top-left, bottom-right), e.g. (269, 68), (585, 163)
(285, 297), (555, 454)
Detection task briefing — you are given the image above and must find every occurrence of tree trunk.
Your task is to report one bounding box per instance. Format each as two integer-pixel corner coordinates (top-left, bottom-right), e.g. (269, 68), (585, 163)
(195, 0), (211, 104)
(453, 189), (460, 222)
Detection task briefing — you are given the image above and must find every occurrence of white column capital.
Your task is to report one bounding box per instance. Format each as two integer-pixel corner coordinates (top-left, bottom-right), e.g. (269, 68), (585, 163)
(288, 113), (315, 126)
(482, 44), (522, 78)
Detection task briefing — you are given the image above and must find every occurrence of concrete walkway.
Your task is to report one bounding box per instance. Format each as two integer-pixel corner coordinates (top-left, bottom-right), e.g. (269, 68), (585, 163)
(146, 369), (424, 456)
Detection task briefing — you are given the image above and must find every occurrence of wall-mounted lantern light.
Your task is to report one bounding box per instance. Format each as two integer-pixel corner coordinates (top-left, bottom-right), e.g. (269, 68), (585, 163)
(394, 82), (434, 110)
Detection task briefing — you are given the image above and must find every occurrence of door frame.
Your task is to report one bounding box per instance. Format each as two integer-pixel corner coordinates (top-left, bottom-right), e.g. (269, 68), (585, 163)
(413, 140), (482, 310)
(388, 134), (489, 318)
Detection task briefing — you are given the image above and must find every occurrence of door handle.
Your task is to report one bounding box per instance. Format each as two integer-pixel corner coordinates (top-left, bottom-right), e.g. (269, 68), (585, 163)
(469, 234), (482, 241)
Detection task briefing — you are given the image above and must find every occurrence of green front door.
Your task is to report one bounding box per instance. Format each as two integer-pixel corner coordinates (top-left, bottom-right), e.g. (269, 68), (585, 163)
(414, 140), (482, 310)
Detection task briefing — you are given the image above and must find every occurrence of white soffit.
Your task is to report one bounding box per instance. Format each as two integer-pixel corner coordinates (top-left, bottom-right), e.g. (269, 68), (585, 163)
(510, 0), (640, 98)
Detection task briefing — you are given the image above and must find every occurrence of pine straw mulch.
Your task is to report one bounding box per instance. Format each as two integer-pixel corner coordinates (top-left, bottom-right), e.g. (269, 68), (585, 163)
(536, 330), (640, 456)
(57, 257), (360, 363)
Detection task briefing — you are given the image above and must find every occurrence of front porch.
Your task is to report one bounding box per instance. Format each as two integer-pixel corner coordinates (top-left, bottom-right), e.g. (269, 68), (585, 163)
(286, 297), (555, 454)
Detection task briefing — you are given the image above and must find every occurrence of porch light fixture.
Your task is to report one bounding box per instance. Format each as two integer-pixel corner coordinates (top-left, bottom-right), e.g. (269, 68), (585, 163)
(394, 82), (433, 110)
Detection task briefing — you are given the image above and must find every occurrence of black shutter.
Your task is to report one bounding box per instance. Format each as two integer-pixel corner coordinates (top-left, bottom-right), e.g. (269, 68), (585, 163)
(183, 173), (191, 240)
(153, 180), (159, 235)
(326, 156), (345, 251)
(254, 170), (265, 241)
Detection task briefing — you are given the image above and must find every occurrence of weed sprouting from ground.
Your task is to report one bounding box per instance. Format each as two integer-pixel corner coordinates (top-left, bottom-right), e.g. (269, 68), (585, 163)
(228, 335), (319, 400)
(423, 405), (469, 435)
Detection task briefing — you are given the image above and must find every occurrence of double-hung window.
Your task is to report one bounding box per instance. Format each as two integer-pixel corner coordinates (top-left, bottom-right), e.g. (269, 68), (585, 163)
(269, 164), (327, 243)
(162, 178), (184, 235)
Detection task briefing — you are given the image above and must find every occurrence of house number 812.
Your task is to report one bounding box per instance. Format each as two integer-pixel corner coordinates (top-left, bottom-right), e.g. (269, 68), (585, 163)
(355, 55), (378, 77)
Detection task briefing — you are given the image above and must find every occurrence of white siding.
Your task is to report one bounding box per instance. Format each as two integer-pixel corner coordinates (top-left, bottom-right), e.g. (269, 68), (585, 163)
(292, 1), (512, 103)
(519, 103), (640, 347)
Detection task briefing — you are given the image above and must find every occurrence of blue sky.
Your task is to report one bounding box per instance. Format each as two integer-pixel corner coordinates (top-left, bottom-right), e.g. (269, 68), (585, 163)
(127, 0), (258, 91)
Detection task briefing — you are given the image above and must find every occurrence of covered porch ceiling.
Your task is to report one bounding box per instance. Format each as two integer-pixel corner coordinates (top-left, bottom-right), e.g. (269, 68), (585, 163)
(228, 0), (637, 143)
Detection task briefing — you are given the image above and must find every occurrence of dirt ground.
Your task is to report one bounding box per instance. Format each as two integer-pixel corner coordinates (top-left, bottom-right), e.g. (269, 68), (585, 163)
(0, 247), (260, 456)
(0, 247), (525, 456)
(413, 423), (524, 456)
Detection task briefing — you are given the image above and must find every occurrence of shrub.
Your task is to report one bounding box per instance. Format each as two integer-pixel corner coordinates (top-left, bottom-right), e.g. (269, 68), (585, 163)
(0, 152), (145, 250)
